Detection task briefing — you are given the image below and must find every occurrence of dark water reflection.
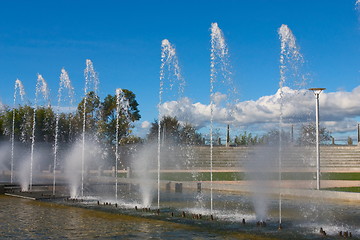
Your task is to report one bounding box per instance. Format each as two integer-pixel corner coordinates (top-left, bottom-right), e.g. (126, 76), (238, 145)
(1, 193), (360, 240)
(0, 196), (263, 240)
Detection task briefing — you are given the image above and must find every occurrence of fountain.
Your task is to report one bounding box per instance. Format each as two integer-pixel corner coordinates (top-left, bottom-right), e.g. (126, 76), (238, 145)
(81, 59), (99, 197)
(278, 24), (306, 227)
(209, 22), (234, 214)
(115, 88), (130, 202)
(11, 79), (26, 183)
(53, 68), (74, 195)
(157, 39), (184, 209)
(1, 20), (360, 240)
(28, 74), (50, 191)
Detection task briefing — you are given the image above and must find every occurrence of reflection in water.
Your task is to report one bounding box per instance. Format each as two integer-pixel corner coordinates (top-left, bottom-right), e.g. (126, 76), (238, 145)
(1, 194), (359, 240)
(0, 196), (250, 239)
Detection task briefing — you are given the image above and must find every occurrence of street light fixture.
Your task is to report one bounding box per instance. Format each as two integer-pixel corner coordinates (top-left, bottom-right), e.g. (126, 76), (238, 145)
(308, 88), (326, 190)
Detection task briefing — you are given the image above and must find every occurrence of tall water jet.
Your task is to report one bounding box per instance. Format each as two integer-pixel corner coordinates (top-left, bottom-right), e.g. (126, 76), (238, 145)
(115, 88), (130, 202)
(81, 59), (99, 197)
(209, 22), (233, 214)
(278, 24), (305, 226)
(11, 79), (26, 183)
(157, 39), (183, 209)
(53, 68), (74, 195)
(29, 74), (50, 191)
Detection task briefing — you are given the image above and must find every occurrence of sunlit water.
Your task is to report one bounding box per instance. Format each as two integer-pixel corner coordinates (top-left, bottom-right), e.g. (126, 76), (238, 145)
(1, 187), (360, 240)
(0, 195), (271, 240)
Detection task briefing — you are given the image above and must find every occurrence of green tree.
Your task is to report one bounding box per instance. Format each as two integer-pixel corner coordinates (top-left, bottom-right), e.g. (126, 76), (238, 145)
(0, 105), (52, 144)
(179, 123), (203, 145)
(235, 131), (262, 146)
(1, 107), (14, 138)
(99, 90), (141, 145)
(147, 116), (202, 145)
(261, 129), (291, 146)
(148, 116), (180, 143)
(0, 108), (7, 141)
(76, 91), (101, 135)
(56, 112), (75, 143)
(0, 89), (141, 149)
(35, 106), (55, 142)
(2, 105), (34, 143)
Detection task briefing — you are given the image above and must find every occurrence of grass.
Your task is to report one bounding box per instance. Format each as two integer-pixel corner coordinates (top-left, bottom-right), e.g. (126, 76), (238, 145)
(320, 172), (360, 180)
(323, 187), (360, 193)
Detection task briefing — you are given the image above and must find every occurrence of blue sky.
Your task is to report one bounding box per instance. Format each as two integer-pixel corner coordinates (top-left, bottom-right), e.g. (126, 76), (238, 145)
(1, 0), (360, 140)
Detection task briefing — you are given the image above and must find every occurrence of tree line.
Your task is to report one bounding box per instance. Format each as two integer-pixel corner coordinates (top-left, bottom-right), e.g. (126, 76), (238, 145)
(0, 90), (141, 146)
(0, 89), (333, 148)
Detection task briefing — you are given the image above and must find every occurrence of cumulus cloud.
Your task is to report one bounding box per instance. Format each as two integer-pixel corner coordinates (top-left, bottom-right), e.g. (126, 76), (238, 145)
(158, 86), (360, 135)
(133, 120), (152, 138)
(320, 86), (360, 120)
(211, 92), (227, 105)
(141, 121), (151, 129)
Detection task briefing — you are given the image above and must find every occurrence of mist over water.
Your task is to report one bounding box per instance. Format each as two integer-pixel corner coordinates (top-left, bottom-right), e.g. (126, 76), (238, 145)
(18, 156), (31, 191)
(65, 140), (102, 198)
(131, 143), (157, 207)
(64, 141), (82, 198)
(0, 142), (10, 173)
(244, 146), (279, 221)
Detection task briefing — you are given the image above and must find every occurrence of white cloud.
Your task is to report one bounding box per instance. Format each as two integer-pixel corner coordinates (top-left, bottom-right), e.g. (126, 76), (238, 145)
(321, 86), (360, 120)
(323, 119), (357, 134)
(141, 121), (151, 129)
(158, 86), (360, 136)
(133, 120), (152, 138)
(211, 92), (227, 105)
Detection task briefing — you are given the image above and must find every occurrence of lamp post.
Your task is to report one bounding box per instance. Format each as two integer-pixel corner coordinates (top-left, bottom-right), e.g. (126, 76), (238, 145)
(309, 88), (326, 190)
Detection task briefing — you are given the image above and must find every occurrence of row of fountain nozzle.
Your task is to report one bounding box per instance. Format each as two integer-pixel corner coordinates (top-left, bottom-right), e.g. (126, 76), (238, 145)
(320, 228), (352, 238)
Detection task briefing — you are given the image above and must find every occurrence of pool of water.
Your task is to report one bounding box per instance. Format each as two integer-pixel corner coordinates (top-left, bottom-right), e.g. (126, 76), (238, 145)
(1, 195), (282, 240)
(2, 188), (359, 240)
